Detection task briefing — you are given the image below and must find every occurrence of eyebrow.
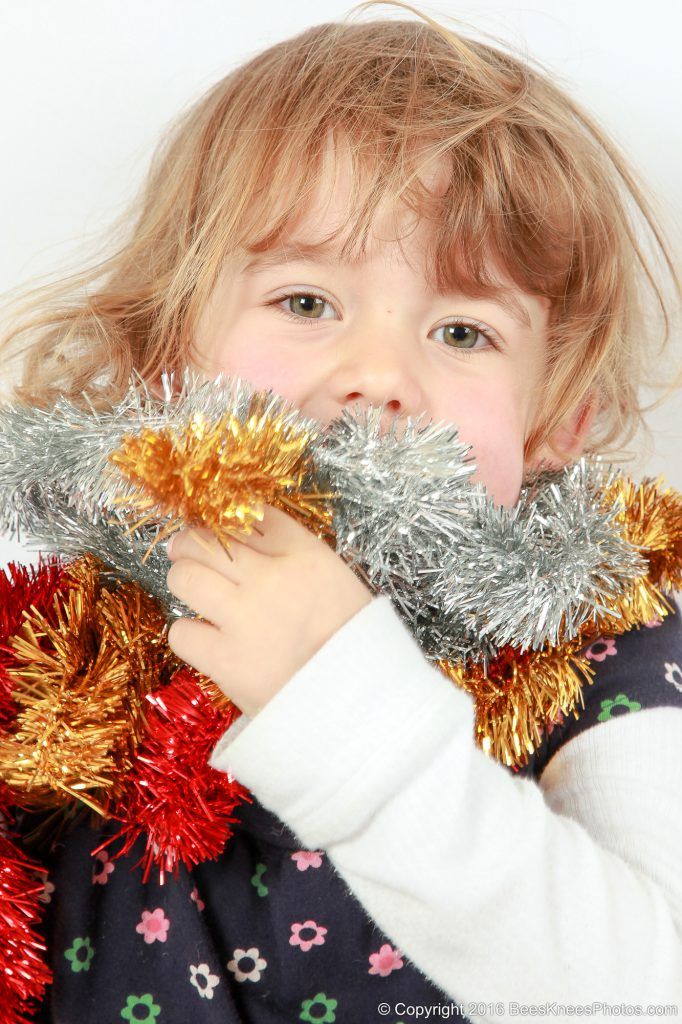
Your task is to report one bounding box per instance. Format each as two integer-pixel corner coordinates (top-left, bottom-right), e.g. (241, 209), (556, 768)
(242, 246), (534, 332)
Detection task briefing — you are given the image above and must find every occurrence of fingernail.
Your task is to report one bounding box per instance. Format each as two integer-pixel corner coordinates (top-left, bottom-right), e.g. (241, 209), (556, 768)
(166, 534), (176, 558)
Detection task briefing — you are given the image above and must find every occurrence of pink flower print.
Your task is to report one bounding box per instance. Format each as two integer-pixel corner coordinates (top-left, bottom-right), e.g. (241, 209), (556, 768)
(664, 662), (682, 693)
(190, 886), (205, 912)
(226, 947), (267, 983)
(545, 710), (565, 737)
(585, 637), (617, 662)
(291, 850), (324, 871)
(136, 908), (170, 944)
(289, 920), (328, 952)
(369, 942), (404, 977)
(645, 617), (663, 628)
(92, 850), (115, 886)
(37, 870), (55, 904)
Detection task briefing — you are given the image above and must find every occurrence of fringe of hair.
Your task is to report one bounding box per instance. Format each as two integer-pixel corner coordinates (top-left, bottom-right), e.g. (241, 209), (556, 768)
(1, 0), (679, 468)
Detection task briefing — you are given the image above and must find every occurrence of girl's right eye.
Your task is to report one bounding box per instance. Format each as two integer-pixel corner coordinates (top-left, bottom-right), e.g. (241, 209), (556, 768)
(268, 291), (337, 325)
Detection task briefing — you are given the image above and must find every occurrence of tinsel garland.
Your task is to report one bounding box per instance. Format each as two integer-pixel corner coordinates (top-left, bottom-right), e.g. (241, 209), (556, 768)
(0, 368), (681, 1022)
(0, 811), (52, 1023)
(98, 669), (249, 884)
(0, 368), (680, 773)
(0, 554), (177, 815)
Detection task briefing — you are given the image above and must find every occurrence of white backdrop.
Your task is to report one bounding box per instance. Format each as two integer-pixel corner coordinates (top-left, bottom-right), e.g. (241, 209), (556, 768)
(0, 0), (680, 568)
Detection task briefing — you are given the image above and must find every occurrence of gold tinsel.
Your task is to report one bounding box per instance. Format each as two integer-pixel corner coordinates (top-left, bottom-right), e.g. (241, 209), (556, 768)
(0, 554), (178, 815)
(6, 418), (679, 786)
(603, 475), (682, 594)
(572, 474), (679, 639)
(108, 398), (335, 562)
(443, 473), (682, 767)
(439, 640), (595, 768)
(108, 418), (682, 771)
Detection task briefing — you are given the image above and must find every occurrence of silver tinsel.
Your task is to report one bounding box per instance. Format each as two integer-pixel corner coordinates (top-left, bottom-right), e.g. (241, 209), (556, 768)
(0, 369), (646, 665)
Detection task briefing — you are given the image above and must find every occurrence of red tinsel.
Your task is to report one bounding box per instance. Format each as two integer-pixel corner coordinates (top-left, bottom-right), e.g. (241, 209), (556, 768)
(0, 826), (52, 1024)
(0, 557), (69, 734)
(100, 668), (250, 883)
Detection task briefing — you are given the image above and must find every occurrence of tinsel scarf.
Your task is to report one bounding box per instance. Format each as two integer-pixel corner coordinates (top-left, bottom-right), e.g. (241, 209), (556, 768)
(0, 369), (680, 1023)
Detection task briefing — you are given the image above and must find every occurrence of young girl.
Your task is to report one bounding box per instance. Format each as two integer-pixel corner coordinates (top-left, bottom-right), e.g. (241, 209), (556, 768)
(2, 4), (682, 1021)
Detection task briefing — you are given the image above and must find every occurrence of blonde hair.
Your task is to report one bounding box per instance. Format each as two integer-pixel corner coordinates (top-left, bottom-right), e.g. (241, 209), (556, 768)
(1, 0), (679, 465)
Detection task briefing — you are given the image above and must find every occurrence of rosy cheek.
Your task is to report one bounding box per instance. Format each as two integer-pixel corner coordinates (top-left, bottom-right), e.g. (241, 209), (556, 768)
(469, 451), (524, 508)
(441, 396), (525, 508)
(210, 343), (307, 407)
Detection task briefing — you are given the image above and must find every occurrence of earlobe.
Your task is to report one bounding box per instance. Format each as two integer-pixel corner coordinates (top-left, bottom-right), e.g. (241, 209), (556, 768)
(526, 393), (599, 473)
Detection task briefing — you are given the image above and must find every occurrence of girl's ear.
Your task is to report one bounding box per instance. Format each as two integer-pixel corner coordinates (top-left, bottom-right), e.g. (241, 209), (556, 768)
(525, 392), (599, 473)
(146, 373), (176, 402)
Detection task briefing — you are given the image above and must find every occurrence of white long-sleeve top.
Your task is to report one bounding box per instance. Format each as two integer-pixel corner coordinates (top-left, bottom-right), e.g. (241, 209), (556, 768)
(210, 595), (682, 1022)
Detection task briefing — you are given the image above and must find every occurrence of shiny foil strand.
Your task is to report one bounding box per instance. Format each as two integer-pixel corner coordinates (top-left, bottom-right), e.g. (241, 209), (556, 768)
(0, 370), (655, 662)
(108, 399), (334, 556)
(0, 559), (68, 733)
(103, 670), (248, 883)
(441, 641), (595, 767)
(1, 484), (194, 622)
(0, 369), (312, 514)
(0, 832), (52, 1022)
(0, 558), (173, 814)
(604, 476), (682, 594)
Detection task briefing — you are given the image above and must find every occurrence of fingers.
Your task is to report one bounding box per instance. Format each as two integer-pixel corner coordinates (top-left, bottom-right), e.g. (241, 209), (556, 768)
(167, 525), (255, 580)
(235, 505), (317, 556)
(166, 556), (239, 628)
(166, 616), (253, 711)
(168, 506), (314, 564)
(165, 506), (319, 625)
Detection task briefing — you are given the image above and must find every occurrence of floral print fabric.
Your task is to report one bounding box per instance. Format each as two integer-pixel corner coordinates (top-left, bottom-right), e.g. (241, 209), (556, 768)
(517, 600), (682, 780)
(35, 802), (429, 1023)
(31, 601), (682, 1021)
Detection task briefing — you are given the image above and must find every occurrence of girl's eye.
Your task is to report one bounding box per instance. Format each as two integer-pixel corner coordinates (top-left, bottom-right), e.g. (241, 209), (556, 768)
(432, 322), (495, 352)
(274, 292), (336, 322)
(268, 291), (498, 352)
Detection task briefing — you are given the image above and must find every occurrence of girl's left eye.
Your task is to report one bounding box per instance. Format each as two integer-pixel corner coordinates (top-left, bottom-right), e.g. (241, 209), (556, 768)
(267, 291), (499, 352)
(269, 291), (336, 322)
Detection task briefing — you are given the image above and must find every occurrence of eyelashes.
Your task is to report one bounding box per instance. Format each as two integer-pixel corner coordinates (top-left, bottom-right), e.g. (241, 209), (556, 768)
(265, 290), (501, 354)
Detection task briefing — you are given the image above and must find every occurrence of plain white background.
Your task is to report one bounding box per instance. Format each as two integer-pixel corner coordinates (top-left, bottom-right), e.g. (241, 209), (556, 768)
(0, 0), (680, 568)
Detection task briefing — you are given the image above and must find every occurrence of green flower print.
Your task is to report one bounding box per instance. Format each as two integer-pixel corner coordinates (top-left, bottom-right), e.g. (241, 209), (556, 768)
(299, 992), (338, 1023)
(597, 693), (642, 722)
(120, 993), (161, 1023)
(250, 862), (269, 897)
(64, 936), (95, 973)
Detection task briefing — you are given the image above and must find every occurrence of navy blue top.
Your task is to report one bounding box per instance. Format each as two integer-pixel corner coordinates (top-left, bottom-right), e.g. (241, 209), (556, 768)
(27, 602), (682, 1024)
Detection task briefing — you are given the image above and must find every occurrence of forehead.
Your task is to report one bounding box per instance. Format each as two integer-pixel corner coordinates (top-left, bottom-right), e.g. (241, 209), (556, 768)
(271, 134), (448, 255)
(241, 135), (550, 334)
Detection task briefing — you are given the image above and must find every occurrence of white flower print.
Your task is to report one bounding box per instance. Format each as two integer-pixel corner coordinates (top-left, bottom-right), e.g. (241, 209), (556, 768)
(664, 662), (682, 693)
(226, 947), (267, 983)
(189, 963), (220, 1000)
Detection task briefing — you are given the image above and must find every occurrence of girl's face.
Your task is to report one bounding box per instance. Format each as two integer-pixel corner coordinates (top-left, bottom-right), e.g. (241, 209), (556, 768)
(190, 153), (552, 508)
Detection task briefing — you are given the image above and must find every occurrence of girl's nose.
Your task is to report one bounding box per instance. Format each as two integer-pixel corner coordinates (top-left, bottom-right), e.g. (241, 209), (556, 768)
(333, 328), (425, 422)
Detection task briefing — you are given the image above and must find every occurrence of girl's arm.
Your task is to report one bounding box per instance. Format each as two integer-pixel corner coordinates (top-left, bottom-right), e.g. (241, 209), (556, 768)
(210, 596), (682, 1019)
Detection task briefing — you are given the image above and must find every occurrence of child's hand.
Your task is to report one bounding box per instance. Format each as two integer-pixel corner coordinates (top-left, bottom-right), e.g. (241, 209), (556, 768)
(165, 507), (373, 717)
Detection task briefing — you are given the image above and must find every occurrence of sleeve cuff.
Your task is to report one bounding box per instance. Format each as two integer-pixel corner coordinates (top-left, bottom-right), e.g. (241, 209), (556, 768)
(209, 594), (474, 848)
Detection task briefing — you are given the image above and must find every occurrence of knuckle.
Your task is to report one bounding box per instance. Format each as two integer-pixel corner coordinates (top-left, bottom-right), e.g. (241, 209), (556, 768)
(167, 559), (194, 592)
(166, 617), (186, 651)
(167, 529), (185, 555)
(168, 615), (199, 651)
